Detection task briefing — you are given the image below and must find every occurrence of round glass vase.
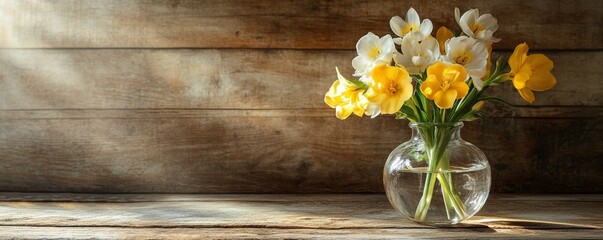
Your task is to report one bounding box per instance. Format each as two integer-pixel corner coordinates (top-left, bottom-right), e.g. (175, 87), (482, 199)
(383, 122), (491, 225)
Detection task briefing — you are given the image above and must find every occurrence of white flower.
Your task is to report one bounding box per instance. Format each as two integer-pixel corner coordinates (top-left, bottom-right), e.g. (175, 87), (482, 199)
(351, 33), (396, 79)
(455, 7), (500, 43)
(441, 36), (489, 90)
(394, 33), (440, 75)
(390, 7), (433, 43)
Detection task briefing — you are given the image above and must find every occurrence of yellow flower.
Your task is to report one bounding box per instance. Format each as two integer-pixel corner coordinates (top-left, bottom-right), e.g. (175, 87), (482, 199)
(436, 26), (454, 55)
(472, 101), (485, 111)
(364, 64), (413, 115)
(324, 67), (369, 119)
(508, 43), (556, 104)
(483, 44), (492, 79)
(420, 62), (469, 109)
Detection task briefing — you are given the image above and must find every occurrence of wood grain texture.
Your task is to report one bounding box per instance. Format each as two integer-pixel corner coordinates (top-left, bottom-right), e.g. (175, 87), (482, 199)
(0, 49), (600, 110)
(0, 0), (601, 196)
(2, 227), (601, 240)
(0, 0), (601, 49)
(0, 194), (600, 239)
(0, 112), (600, 193)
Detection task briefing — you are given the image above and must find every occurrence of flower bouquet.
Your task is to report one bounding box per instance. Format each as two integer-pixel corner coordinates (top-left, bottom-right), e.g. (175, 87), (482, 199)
(324, 7), (556, 224)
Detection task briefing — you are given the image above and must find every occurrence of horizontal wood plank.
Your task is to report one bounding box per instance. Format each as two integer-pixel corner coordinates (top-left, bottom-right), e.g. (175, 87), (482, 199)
(2, 227), (601, 240)
(0, 113), (600, 193)
(0, 192), (597, 203)
(0, 107), (601, 120)
(0, 49), (600, 110)
(0, 0), (600, 49)
(0, 194), (600, 239)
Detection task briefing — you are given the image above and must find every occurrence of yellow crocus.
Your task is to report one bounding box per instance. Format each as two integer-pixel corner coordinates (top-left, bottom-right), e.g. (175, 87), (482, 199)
(436, 26), (454, 54)
(472, 100), (485, 111)
(508, 43), (556, 103)
(324, 67), (368, 119)
(420, 62), (469, 109)
(364, 64), (413, 114)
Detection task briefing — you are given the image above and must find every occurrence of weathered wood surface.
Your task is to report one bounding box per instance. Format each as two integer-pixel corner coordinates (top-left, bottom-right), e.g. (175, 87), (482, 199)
(0, 49), (600, 109)
(0, 114), (600, 193)
(0, 0), (601, 196)
(2, 227), (601, 240)
(0, 0), (601, 50)
(0, 194), (600, 239)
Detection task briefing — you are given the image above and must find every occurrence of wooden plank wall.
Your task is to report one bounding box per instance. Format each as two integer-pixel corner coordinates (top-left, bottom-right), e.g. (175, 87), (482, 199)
(0, 0), (601, 193)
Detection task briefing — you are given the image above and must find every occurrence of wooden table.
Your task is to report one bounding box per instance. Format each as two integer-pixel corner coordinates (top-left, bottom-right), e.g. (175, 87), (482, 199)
(0, 193), (600, 239)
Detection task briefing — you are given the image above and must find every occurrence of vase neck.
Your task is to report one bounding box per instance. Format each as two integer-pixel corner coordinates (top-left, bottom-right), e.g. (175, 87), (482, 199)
(409, 122), (463, 142)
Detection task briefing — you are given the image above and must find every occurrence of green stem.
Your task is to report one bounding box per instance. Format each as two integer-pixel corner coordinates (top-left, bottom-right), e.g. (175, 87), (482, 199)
(412, 125), (468, 222)
(436, 174), (467, 219)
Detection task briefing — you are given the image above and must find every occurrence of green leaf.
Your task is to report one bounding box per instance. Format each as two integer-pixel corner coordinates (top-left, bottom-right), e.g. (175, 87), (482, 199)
(348, 79), (367, 89)
(479, 96), (514, 106)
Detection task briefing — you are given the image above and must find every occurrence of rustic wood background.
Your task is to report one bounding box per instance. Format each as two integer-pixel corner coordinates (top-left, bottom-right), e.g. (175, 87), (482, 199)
(0, 0), (601, 193)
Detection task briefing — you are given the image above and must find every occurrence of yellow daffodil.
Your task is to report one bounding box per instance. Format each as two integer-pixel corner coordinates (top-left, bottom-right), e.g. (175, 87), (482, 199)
(436, 26), (454, 55)
(420, 62), (469, 109)
(507, 43), (556, 103)
(364, 65), (413, 115)
(324, 67), (369, 120)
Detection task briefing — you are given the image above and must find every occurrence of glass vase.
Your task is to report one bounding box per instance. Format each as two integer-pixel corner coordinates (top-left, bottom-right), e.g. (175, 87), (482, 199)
(383, 122), (491, 225)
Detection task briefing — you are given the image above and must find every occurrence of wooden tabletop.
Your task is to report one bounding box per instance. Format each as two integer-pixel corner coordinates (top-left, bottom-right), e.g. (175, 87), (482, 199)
(0, 193), (600, 239)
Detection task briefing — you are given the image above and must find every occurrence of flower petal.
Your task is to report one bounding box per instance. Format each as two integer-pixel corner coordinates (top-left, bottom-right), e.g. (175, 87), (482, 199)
(399, 79), (414, 102)
(483, 44), (493, 78)
(517, 87), (535, 104)
(380, 34), (396, 53)
(406, 7), (420, 25)
(527, 69), (556, 91)
(444, 64), (468, 83)
(422, 37), (440, 58)
(454, 7), (461, 26)
(379, 94), (404, 114)
(509, 43), (529, 74)
(436, 26), (454, 54)
(365, 103), (381, 118)
(450, 81), (469, 98)
(434, 89), (457, 109)
(356, 32), (379, 56)
(427, 61), (446, 78)
(390, 16), (407, 37)
(525, 54), (553, 72)
(472, 77), (484, 91)
(352, 94), (367, 117)
(324, 77), (342, 108)
(420, 77), (441, 99)
(512, 72), (529, 89)
(459, 9), (479, 37)
(420, 19), (433, 38)
(335, 105), (353, 120)
(352, 56), (370, 76)
(477, 14), (498, 32)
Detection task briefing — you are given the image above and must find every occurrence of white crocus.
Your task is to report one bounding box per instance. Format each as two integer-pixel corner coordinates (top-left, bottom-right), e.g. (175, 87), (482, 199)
(390, 7), (433, 43)
(441, 36), (489, 90)
(394, 33), (440, 75)
(351, 33), (396, 80)
(455, 7), (500, 43)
